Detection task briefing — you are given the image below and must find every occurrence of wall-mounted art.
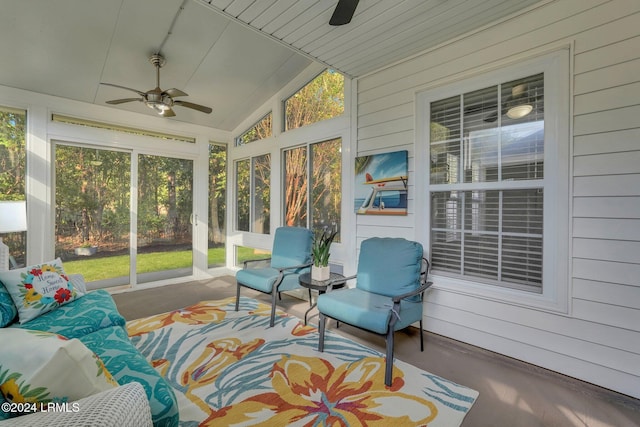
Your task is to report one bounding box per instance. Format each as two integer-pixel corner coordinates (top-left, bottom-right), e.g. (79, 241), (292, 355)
(354, 150), (408, 215)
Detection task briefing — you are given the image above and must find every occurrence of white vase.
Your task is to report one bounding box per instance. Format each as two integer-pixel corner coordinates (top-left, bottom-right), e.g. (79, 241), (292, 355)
(311, 265), (330, 281)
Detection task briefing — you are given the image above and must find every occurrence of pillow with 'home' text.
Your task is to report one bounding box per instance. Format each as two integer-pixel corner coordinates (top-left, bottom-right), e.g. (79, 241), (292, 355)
(0, 258), (84, 324)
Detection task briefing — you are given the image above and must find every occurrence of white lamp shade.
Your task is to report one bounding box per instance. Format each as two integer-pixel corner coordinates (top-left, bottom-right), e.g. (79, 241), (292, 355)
(0, 201), (27, 233)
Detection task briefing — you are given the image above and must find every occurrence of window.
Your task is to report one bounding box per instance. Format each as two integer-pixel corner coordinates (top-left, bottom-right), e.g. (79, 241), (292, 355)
(0, 107), (27, 268)
(284, 70), (344, 131)
(420, 50), (569, 309)
(208, 143), (226, 268)
(429, 73), (544, 293)
(235, 112), (273, 146)
(284, 138), (341, 238)
(235, 154), (270, 234)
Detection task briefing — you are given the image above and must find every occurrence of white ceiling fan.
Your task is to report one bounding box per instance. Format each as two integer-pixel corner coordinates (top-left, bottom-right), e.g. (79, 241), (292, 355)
(101, 53), (212, 117)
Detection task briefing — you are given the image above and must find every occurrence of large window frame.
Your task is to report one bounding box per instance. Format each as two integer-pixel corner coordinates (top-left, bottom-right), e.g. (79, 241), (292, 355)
(234, 154), (271, 234)
(416, 50), (570, 312)
(282, 138), (342, 239)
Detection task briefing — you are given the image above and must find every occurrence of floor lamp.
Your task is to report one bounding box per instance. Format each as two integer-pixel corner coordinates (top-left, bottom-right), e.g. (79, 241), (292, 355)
(0, 200), (27, 271)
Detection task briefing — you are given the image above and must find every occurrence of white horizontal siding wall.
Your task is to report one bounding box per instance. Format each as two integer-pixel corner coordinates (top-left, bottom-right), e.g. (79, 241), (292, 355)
(355, 0), (640, 398)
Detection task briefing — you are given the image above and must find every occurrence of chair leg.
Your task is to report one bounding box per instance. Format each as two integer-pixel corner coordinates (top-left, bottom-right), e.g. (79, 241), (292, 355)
(235, 283), (241, 312)
(420, 319), (424, 352)
(269, 288), (278, 327)
(318, 313), (326, 352)
(385, 328), (395, 387)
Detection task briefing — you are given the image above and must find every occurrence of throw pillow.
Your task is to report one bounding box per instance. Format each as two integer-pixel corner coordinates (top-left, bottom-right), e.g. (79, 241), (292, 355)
(0, 329), (117, 416)
(68, 274), (87, 294)
(0, 284), (17, 327)
(0, 258), (84, 324)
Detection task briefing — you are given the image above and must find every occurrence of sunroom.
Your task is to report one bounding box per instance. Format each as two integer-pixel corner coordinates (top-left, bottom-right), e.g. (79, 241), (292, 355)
(0, 0), (638, 423)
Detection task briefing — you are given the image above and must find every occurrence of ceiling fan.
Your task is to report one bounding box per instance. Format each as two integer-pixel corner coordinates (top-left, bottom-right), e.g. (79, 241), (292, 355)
(101, 54), (212, 117)
(330, 0), (359, 26)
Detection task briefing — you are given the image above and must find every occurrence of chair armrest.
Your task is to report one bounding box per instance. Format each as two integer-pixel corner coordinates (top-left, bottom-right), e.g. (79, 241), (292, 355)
(0, 382), (152, 427)
(328, 274), (355, 289)
(325, 274), (355, 291)
(242, 257), (272, 268)
(272, 262), (312, 292)
(391, 281), (433, 303)
(275, 261), (312, 272)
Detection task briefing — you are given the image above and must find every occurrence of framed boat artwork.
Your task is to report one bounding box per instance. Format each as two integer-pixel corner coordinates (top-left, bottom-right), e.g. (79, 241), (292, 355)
(354, 150), (408, 216)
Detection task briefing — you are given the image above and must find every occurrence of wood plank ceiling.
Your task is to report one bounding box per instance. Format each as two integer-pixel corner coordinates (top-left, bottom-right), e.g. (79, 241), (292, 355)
(0, 0), (543, 130)
(199, 0), (544, 78)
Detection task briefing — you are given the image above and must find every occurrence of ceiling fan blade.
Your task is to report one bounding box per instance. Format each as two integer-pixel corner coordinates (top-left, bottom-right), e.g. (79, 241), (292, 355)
(106, 98), (142, 105)
(173, 100), (212, 114)
(161, 108), (176, 117)
(163, 88), (188, 98)
(100, 82), (146, 97)
(483, 111), (498, 123)
(330, 0), (359, 26)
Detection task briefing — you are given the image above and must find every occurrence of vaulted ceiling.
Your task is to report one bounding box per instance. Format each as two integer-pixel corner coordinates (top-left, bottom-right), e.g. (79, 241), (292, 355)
(0, 0), (542, 131)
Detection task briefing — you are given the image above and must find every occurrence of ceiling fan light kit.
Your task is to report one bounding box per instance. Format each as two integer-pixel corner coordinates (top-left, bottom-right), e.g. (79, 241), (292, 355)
(505, 83), (533, 119)
(506, 103), (533, 119)
(101, 53), (212, 117)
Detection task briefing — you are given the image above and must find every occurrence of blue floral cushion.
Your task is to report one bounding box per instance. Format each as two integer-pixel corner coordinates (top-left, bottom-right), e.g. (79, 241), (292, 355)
(79, 325), (179, 427)
(0, 393), (9, 420)
(0, 284), (17, 327)
(11, 290), (125, 340)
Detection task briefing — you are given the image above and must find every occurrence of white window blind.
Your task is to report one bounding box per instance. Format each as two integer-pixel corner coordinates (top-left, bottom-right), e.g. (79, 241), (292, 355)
(429, 73), (545, 293)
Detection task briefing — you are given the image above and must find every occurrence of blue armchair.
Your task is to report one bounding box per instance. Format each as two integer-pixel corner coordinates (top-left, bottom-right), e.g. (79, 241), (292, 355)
(317, 237), (431, 386)
(235, 226), (313, 327)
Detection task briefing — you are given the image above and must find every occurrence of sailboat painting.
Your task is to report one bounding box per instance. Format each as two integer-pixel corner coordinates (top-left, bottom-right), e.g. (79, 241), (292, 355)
(354, 150), (408, 216)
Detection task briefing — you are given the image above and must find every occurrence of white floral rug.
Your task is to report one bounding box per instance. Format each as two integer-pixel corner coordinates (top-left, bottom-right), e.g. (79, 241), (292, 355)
(127, 297), (478, 426)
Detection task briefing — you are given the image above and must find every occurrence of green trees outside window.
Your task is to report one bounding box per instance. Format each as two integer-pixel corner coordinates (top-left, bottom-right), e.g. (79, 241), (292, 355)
(0, 107), (27, 267)
(284, 138), (341, 240)
(284, 69), (344, 131)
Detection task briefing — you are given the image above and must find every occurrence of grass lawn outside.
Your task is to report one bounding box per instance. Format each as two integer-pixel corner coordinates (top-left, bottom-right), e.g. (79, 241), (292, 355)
(64, 246), (270, 282)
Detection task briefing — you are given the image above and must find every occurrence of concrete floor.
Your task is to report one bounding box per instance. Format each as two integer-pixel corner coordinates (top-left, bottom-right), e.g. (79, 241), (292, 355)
(112, 276), (640, 427)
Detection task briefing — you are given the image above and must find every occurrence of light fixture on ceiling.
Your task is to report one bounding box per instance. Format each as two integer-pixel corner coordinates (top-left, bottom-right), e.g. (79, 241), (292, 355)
(101, 55), (212, 117)
(506, 83), (533, 119)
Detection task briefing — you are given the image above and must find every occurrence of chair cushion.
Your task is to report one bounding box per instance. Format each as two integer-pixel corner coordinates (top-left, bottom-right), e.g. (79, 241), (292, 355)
(356, 238), (423, 298)
(270, 227), (313, 269)
(236, 268), (302, 293)
(11, 290), (126, 340)
(317, 288), (423, 334)
(79, 325), (179, 427)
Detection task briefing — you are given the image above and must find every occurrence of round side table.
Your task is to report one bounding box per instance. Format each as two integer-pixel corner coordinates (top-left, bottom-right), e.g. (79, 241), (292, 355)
(298, 272), (346, 325)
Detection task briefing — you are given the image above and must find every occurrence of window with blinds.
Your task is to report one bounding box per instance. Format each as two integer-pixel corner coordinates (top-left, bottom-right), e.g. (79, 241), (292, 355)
(429, 73), (545, 293)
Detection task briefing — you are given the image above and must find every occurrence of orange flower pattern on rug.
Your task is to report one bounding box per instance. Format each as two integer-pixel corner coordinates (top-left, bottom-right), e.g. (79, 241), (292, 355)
(202, 355), (438, 426)
(127, 298), (230, 336)
(128, 298), (478, 427)
(181, 337), (265, 413)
